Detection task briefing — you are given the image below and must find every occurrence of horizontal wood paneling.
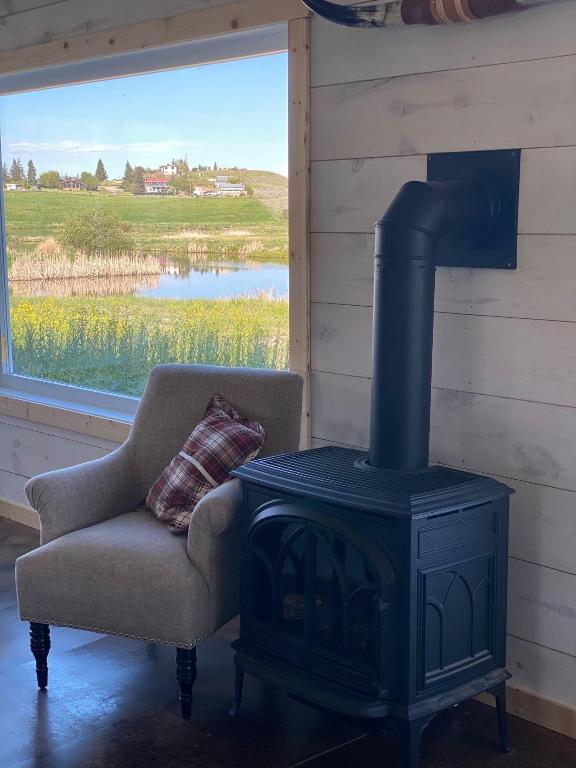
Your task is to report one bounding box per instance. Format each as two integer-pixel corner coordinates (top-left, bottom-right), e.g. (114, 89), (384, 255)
(519, 147), (576, 234)
(430, 390), (576, 491)
(311, 232), (374, 306)
(311, 56), (576, 162)
(310, 371), (370, 448)
(311, 378), (576, 492)
(0, 0), (231, 52)
(433, 314), (576, 408)
(436, 236), (576, 322)
(311, 303), (372, 378)
(311, 4), (576, 87)
(312, 149), (576, 236)
(311, 156), (426, 233)
(0, 468), (29, 507)
(507, 480), (576, 577)
(0, 417), (113, 478)
(312, 234), (576, 322)
(0, 0), (306, 73)
(0, 395), (131, 444)
(508, 559), (576, 658)
(312, 304), (576, 410)
(507, 635), (576, 710)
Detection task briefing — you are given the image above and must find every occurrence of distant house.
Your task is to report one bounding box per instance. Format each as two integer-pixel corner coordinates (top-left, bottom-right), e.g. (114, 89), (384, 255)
(4, 182), (20, 191)
(159, 162), (179, 176)
(61, 177), (86, 191)
(218, 183), (247, 198)
(144, 177), (170, 195)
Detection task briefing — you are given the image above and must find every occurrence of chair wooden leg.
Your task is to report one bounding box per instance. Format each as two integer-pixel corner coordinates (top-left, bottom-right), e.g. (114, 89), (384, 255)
(30, 622), (50, 691)
(176, 647), (197, 720)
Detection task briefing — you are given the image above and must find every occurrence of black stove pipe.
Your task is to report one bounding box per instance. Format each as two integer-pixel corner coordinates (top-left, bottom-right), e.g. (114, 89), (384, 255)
(368, 179), (499, 471)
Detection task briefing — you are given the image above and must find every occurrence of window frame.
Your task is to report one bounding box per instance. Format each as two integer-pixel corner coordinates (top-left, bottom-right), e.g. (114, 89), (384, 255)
(0, 22), (299, 426)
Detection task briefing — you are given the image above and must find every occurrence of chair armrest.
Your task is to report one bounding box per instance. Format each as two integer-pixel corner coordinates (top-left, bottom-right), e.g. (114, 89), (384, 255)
(186, 479), (243, 632)
(187, 478), (242, 538)
(25, 446), (141, 545)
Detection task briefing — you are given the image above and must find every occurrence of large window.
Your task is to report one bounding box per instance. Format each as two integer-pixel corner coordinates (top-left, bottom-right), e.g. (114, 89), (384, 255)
(0, 28), (289, 407)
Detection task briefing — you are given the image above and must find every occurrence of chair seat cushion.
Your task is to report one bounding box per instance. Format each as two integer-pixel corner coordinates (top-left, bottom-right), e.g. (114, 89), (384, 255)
(15, 510), (211, 648)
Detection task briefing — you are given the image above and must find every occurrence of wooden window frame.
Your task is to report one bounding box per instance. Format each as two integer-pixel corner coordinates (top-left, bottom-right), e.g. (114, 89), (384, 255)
(0, 0), (311, 447)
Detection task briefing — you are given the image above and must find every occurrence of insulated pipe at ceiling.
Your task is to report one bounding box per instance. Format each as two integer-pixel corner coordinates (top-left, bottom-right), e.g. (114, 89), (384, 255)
(368, 180), (499, 471)
(300, 0), (568, 27)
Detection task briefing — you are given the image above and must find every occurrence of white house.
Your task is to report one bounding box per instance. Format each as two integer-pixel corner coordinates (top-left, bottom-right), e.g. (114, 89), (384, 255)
(144, 177), (170, 195)
(159, 161), (179, 176)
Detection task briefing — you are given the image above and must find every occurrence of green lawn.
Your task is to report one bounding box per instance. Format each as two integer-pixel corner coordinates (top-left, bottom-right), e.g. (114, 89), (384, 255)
(11, 295), (289, 397)
(5, 190), (288, 262)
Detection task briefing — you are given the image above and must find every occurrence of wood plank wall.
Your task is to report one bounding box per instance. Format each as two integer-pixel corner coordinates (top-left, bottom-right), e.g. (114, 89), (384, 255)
(309, 4), (576, 721)
(0, 0), (230, 51)
(0, 413), (121, 526)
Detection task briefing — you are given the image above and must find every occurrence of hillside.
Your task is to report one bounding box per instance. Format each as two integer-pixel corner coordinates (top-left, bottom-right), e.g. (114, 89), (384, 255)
(192, 168), (288, 217)
(236, 170), (288, 217)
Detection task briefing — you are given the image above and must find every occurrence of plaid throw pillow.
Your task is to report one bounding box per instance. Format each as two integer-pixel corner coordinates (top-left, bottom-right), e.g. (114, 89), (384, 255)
(146, 394), (266, 535)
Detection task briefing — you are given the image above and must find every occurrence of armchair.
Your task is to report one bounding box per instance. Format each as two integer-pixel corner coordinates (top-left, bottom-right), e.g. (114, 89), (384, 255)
(16, 364), (303, 718)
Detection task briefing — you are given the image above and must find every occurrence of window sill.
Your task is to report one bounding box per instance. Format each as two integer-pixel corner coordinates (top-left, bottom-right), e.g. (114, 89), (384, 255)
(0, 388), (133, 444)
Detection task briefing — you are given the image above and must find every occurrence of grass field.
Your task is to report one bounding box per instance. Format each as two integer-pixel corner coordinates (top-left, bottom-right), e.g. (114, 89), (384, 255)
(11, 295), (289, 396)
(4, 189), (288, 262)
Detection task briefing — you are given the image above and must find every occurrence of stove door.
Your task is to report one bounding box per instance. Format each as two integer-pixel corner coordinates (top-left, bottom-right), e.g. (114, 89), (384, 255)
(243, 502), (396, 697)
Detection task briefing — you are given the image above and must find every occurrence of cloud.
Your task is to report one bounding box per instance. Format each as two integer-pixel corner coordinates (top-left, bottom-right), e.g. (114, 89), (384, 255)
(7, 139), (202, 154)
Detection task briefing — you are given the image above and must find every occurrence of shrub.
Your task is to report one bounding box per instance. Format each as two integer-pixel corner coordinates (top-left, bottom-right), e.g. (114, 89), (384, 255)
(39, 170), (61, 189)
(59, 208), (135, 255)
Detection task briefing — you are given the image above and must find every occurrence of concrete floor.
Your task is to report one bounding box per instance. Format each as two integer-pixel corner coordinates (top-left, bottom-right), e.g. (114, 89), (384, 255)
(1, 516), (574, 768)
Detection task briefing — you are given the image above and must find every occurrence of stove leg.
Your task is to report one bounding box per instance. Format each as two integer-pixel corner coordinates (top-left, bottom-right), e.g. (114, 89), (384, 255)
(489, 682), (511, 753)
(390, 714), (431, 768)
(228, 663), (245, 717)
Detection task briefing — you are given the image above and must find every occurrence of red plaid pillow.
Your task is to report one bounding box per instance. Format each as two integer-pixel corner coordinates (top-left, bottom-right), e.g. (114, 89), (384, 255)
(146, 394), (265, 534)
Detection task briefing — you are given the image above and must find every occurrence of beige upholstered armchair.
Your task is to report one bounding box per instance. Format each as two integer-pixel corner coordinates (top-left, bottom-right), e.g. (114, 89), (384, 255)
(16, 364), (303, 718)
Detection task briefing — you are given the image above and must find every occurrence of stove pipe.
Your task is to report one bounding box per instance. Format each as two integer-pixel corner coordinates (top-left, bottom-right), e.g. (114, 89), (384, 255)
(368, 179), (499, 471)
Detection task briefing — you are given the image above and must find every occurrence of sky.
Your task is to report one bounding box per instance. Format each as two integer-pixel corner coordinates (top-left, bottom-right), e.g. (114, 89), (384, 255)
(0, 52), (288, 179)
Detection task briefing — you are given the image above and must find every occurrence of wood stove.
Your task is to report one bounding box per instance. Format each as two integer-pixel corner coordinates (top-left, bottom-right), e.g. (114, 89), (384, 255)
(231, 151), (520, 768)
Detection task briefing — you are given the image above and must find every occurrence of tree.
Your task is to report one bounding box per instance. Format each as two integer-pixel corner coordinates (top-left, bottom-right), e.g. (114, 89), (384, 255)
(59, 209), (135, 254)
(80, 171), (99, 191)
(95, 159), (108, 182)
(127, 166), (145, 195)
(39, 170), (61, 189)
(11, 158), (24, 180)
(122, 161), (134, 187)
(27, 160), (38, 187)
(2, 163), (9, 181)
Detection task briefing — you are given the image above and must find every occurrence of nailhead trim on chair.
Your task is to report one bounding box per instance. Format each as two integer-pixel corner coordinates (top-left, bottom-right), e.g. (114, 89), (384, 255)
(20, 617), (211, 649)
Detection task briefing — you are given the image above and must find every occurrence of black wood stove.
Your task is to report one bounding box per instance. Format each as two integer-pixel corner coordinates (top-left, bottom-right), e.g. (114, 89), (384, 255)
(231, 151), (520, 768)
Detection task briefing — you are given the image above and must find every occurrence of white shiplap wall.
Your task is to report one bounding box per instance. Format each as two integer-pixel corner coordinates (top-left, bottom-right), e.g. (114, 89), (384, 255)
(310, 6), (576, 714)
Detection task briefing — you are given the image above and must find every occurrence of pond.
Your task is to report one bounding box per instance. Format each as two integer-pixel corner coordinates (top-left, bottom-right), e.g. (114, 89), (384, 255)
(11, 257), (289, 300)
(137, 260), (288, 300)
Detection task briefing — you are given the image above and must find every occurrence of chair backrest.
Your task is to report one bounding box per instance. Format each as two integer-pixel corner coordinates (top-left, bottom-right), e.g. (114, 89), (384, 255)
(127, 364), (303, 490)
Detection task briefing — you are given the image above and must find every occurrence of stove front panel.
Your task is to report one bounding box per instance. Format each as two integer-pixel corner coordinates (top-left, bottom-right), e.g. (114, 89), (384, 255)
(241, 488), (399, 699)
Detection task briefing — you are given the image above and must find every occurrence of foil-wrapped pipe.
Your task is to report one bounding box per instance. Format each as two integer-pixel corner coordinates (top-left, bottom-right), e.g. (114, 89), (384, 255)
(300, 0), (570, 27)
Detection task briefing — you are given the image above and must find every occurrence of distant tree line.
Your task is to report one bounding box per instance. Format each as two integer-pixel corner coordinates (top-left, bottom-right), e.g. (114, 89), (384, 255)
(3, 158), (109, 190)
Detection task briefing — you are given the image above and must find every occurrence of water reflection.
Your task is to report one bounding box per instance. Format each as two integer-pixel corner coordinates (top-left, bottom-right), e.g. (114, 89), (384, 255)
(10, 256), (289, 300)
